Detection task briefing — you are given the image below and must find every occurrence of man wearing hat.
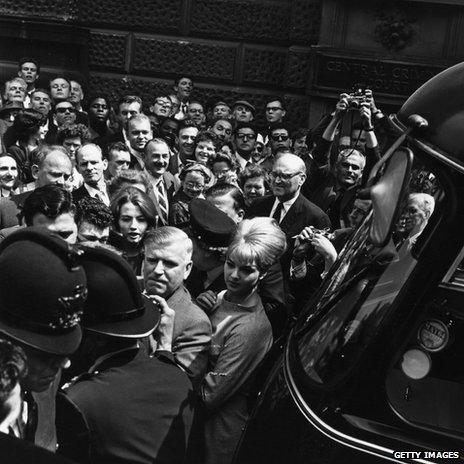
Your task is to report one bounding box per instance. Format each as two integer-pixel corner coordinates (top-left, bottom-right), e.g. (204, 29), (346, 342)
(0, 227), (87, 451)
(57, 245), (194, 464)
(0, 102), (24, 154)
(232, 100), (255, 123)
(143, 226), (211, 385)
(184, 198), (237, 306)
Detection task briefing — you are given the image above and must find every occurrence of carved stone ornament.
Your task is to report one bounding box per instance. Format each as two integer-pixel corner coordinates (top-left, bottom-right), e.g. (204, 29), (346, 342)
(374, 2), (416, 52)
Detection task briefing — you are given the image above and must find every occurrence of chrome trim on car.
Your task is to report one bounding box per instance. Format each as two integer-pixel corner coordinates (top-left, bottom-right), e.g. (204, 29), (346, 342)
(283, 333), (434, 464)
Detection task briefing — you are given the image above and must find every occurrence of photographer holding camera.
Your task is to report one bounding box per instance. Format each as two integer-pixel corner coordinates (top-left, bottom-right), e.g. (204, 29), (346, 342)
(302, 89), (380, 229)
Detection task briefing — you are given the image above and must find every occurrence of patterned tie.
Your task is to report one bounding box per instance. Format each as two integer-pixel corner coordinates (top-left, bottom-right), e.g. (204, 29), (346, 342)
(156, 182), (168, 225)
(272, 201), (284, 223)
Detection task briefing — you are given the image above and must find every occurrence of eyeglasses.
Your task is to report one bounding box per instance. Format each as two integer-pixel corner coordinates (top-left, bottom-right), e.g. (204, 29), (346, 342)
(266, 106), (283, 112)
(56, 107), (76, 114)
(184, 182), (204, 190)
(271, 134), (289, 142)
(270, 171), (301, 181)
(189, 108), (204, 114)
(236, 133), (256, 140)
(155, 100), (172, 109)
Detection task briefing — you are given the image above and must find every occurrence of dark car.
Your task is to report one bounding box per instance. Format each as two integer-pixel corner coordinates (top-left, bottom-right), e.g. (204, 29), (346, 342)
(235, 62), (464, 464)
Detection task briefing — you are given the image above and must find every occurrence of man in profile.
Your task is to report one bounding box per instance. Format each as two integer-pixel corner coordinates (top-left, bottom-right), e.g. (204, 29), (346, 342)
(143, 226), (211, 384)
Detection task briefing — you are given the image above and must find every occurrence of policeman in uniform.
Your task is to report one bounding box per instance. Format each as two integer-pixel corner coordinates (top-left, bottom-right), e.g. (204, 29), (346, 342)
(0, 227), (87, 452)
(56, 245), (194, 464)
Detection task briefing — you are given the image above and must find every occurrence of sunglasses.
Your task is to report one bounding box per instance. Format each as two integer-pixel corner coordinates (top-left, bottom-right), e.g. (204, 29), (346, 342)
(56, 107), (76, 114)
(271, 134), (289, 142)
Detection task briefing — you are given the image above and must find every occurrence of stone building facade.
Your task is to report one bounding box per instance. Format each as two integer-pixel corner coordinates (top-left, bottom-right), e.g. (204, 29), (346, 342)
(0, 0), (322, 128)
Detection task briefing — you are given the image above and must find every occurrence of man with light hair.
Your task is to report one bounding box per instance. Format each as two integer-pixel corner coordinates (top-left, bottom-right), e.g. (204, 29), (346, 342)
(396, 192), (435, 251)
(73, 144), (109, 206)
(143, 226), (211, 384)
(0, 145), (73, 229)
(127, 114), (153, 170)
(2, 78), (27, 105)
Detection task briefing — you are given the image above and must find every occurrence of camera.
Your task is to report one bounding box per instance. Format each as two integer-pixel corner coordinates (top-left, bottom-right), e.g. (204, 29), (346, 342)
(346, 88), (367, 109)
(307, 226), (334, 241)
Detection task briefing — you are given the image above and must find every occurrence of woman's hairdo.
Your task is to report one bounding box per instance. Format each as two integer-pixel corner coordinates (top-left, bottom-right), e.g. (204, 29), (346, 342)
(227, 217), (287, 273)
(110, 186), (157, 231)
(179, 162), (212, 183)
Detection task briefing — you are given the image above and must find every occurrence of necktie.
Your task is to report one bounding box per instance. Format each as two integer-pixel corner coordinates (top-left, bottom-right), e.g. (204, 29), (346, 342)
(157, 182), (168, 225)
(272, 201), (284, 223)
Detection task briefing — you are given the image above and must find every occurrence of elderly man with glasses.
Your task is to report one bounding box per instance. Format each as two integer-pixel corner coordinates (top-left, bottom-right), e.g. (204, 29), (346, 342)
(247, 153), (330, 278)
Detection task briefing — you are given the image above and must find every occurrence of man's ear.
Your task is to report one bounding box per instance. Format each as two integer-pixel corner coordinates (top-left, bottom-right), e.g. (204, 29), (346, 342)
(184, 260), (193, 280)
(237, 208), (245, 223)
(102, 159), (108, 171)
(31, 164), (39, 180)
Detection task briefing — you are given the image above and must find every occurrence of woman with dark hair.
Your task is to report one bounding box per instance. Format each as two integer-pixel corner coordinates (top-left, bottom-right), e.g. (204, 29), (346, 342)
(109, 186), (157, 276)
(193, 130), (219, 165)
(238, 164), (268, 207)
(169, 163), (212, 229)
(85, 92), (114, 141)
(107, 169), (151, 199)
(4, 109), (46, 183)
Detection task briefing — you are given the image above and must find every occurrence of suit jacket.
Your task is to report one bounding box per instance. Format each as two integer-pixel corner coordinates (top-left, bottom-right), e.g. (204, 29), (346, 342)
(0, 190), (32, 229)
(72, 184), (109, 206)
(146, 171), (180, 227)
(247, 193), (331, 277)
(57, 345), (194, 464)
(168, 285), (212, 386)
(71, 184), (91, 204)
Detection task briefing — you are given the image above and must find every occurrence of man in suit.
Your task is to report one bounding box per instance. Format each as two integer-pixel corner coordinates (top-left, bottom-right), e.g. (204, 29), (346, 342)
(144, 138), (180, 227)
(95, 95), (143, 151)
(0, 145), (72, 229)
(126, 114), (153, 170)
(73, 144), (110, 206)
(247, 153), (330, 276)
(57, 246), (193, 464)
(143, 226), (211, 386)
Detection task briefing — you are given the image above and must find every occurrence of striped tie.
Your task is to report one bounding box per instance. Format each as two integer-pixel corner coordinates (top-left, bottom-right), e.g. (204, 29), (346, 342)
(157, 182), (168, 225)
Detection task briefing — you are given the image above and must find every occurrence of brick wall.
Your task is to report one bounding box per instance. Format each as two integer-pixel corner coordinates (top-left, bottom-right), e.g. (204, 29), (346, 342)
(0, 0), (322, 128)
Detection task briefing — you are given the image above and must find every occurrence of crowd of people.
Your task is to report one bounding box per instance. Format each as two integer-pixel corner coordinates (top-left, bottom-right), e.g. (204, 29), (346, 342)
(0, 56), (438, 464)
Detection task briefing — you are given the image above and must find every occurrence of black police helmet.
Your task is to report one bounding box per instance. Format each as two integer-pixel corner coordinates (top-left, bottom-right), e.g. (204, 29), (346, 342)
(80, 246), (160, 338)
(0, 228), (87, 356)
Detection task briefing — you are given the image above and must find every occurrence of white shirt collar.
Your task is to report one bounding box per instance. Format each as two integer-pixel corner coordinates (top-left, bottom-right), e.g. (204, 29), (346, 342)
(270, 193), (300, 221)
(235, 152), (251, 171)
(84, 182), (110, 206)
